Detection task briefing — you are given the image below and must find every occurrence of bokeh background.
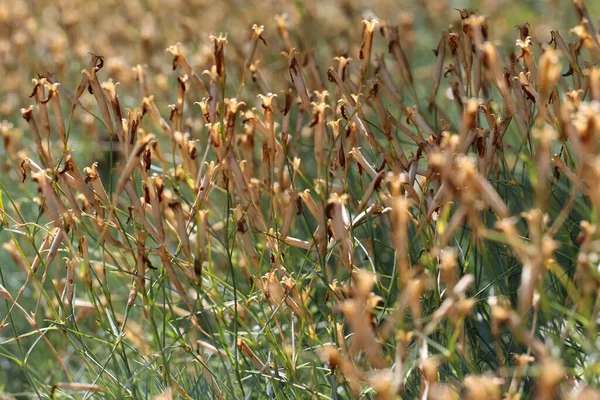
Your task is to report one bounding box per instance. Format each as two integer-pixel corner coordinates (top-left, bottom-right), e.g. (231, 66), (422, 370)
(0, 0), (596, 123)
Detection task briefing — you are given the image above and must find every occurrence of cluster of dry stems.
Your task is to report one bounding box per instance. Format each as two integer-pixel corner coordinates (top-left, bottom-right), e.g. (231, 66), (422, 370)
(2, 0), (600, 398)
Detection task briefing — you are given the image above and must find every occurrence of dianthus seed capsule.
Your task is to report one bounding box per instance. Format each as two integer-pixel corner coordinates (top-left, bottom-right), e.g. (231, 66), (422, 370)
(5, 4), (599, 398)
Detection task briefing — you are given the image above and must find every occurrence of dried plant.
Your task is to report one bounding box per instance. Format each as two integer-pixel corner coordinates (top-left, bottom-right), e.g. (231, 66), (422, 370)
(2, 0), (600, 399)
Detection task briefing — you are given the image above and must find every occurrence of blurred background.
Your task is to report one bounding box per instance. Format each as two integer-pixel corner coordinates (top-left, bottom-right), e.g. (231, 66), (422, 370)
(0, 0), (597, 122)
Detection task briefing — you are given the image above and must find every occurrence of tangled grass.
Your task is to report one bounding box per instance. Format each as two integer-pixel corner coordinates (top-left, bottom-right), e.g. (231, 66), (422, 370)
(2, 0), (600, 398)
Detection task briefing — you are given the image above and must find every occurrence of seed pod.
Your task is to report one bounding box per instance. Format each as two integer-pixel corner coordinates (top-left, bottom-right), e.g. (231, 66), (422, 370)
(310, 93), (329, 174)
(359, 19), (378, 90)
(166, 43), (208, 95)
(238, 25), (266, 96)
(282, 48), (310, 112)
(209, 34), (228, 85)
